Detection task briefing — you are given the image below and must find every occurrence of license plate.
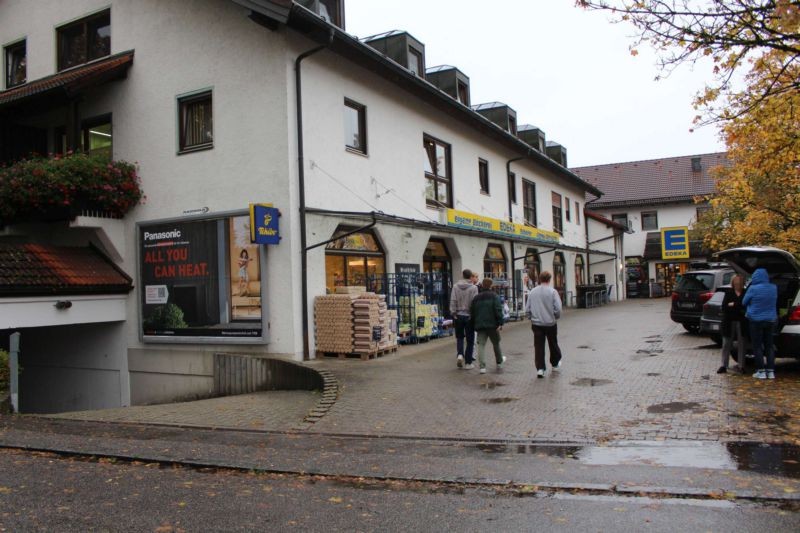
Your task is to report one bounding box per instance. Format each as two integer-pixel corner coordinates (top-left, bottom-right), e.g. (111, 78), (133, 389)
(678, 302), (695, 309)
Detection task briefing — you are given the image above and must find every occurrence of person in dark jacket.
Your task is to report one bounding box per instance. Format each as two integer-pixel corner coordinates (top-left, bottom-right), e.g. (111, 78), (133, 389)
(718, 274), (747, 374)
(743, 268), (778, 379)
(469, 278), (506, 374)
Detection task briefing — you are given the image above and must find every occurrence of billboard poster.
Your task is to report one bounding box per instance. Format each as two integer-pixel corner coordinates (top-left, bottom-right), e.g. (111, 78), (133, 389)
(140, 216), (263, 339)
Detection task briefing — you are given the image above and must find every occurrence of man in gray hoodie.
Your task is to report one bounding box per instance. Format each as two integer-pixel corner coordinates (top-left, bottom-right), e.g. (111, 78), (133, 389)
(450, 269), (479, 369)
(524, 271), (563, 378)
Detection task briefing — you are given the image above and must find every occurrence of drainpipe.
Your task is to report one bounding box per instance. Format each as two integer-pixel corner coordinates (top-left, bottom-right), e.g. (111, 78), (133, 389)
(505, 154), (526, 316)
(297, 30), (334, 361)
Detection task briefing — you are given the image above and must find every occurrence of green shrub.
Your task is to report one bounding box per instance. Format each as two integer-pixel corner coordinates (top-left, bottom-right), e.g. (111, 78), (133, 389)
(0, 152), (143, 223)
(0, 349), (8, 394)
(143, 303), (188, 330)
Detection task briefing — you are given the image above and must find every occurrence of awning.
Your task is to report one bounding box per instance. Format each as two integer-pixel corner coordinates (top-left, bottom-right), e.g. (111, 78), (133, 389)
(0, 50), (134, 111)
(0, 243), (132, 297)
(643, 232), (709, 260)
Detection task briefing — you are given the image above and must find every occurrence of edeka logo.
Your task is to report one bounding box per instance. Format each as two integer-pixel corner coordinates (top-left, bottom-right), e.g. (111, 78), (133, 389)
(661, 226), (689, 260)
(250, 204), (280, 245)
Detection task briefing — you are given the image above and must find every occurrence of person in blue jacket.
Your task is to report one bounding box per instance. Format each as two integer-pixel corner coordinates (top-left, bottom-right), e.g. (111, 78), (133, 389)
(742, 268), (778, 379)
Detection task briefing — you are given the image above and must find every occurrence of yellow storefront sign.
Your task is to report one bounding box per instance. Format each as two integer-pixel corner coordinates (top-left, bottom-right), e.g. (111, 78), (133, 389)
(661, 226), (690, 260)
(446, 208), (560, 244)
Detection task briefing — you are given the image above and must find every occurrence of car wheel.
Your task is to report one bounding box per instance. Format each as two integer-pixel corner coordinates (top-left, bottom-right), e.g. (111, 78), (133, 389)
(683, 324), (700, 333)
(710, 334), (722, 346)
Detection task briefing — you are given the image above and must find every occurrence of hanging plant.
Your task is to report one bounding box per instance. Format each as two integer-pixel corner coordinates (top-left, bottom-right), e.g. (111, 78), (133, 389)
(0, 152), (143, 223)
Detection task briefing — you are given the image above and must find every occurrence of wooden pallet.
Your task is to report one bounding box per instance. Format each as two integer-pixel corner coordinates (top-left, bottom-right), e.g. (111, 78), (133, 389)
(319, 346), (398, 360)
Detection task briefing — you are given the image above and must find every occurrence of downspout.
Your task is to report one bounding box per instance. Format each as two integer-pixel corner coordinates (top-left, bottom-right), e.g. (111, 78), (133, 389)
(505, 152), (529, 315)
(297, 30), (334, 361)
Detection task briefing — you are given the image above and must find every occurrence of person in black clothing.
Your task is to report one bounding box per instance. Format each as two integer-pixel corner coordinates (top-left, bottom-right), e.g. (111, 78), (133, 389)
(718, 274), (747, 374)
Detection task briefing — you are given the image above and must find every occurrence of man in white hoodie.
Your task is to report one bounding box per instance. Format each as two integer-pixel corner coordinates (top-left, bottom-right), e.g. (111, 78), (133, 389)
(524, 271), (563, 378)
(450, 268), (479, 369)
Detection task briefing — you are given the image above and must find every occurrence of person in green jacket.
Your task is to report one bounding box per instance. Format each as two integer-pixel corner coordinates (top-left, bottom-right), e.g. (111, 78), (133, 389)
(469, 278), (507, 374)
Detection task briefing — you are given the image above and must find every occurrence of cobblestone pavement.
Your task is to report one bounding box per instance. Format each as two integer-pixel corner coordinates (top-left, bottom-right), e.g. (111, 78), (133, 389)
(47, 299), (800, 444)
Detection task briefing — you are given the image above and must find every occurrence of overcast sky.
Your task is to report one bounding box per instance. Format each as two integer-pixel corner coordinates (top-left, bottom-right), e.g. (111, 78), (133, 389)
(344, 0), (726, 168)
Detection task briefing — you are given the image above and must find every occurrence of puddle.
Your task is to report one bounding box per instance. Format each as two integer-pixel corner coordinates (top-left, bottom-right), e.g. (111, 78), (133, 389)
(646, 373), (661, 377)
(577, 345), (591, 349)
(474, 443), (581, 457)
(636, 349), (663, 355)
(571, 378), (612, 387)
(480, 381), (506, 390)
(647, 401), (706, 414)
(473, 440), (800, 478)
(481, 397), (517, 404)
(645, 340), (661, 344)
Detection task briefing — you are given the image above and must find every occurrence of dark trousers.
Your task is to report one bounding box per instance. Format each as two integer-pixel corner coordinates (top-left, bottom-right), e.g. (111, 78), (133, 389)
(749, 320), (776, 371)
(532, 324), (562, 371)
(454, 315), (475, 363)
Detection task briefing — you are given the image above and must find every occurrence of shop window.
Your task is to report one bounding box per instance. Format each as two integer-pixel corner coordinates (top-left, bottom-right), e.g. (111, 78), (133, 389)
(139, 214), (265, 341)
(423, 135), (452, 208)
(57, 9), (110, 71)
(178, 90), (213, 153)
(642, 211), (658, 231)
(4, 40), (26, 88)
(522, 179), (536, 226)
(325, 226), (385, 292)
(344, 98), (367, 154)
(523, 248), (540, 289)
(575, 254), (586, 287)
(478, 158), (489, 194)
(483, 244), (507, 279)
(553, 252), (566, 301)
(552, 191), (563, 234)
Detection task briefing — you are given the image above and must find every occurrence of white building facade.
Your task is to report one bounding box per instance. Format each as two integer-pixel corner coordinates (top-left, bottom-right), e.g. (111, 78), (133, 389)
(1, 0), (617, 411)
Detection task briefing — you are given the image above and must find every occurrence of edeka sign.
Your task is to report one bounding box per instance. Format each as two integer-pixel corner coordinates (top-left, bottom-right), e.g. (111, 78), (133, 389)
(661, 226), (690, 260)
(445, 209), (560, 244)
(250, 204), (280, 245)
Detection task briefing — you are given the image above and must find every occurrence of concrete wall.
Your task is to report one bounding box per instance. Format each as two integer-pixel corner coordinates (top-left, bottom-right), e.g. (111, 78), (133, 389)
(17, 322), (128, 413)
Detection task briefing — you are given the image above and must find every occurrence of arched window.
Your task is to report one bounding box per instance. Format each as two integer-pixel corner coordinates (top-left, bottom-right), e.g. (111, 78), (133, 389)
(483, 244), (507, 279)
(325, 226), (385, 292)
(575, 254), (586, 287)
(423, 238), (451, 276)
(553, 252), (566, 301)
(524, 248), (540, 289)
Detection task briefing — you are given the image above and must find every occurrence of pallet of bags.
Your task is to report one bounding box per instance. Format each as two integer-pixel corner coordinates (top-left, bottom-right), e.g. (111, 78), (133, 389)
(353, 292), (382, 357)
(314, 294), (355, 355)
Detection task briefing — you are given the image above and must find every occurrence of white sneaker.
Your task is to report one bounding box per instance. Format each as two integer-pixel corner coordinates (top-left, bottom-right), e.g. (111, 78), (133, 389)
(479, 367), (487, 374)
(537, 369), (545, 378)
(753, 370), (767, 379)
(767, 370), (775, 379)
(498, 355), (507, 368)
(552, 361), (562, 371)
(457, 354), (464, 368)
(465, 363), (475, 370)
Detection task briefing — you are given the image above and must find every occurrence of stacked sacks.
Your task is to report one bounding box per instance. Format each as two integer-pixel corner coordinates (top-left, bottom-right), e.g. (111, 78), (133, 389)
(314, 294), (356, 354)
(353, 293), (382, 355)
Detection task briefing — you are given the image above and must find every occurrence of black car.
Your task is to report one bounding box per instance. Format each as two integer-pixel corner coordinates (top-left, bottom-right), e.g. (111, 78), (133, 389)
(699, 286), (730, 345)
(670, 268), (735, 333)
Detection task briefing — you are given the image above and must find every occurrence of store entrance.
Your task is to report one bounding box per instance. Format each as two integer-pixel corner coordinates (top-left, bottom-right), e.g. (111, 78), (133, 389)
(655, 262), (688, 294)
(423, 238), (452, 317)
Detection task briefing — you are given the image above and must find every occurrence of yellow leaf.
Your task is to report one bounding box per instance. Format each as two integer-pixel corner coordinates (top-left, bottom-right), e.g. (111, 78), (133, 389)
(329, 496), (343, 503)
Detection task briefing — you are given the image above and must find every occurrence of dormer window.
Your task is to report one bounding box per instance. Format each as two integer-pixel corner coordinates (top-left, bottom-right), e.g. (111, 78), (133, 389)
(408, 47), (423, 77)
(4, 40), (26, 88)
(298, 0), (345, 29)
(57, 9), (110, 71)
(457, 80), (469, 105)
(508, 115), (517, 136)
(691, 157), (702, 172)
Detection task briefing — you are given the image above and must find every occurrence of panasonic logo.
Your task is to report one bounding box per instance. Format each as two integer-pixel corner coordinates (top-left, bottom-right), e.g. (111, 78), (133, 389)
(144, 229), (182, 242)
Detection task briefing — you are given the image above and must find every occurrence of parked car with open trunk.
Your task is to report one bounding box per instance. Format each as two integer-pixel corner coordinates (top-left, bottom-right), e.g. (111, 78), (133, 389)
(670, 268), (735, 333)
(715, 246), (800, 360)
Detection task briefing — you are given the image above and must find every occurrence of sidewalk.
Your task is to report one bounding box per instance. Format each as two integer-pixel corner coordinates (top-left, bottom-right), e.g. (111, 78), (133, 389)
(44, 298), (800, 444)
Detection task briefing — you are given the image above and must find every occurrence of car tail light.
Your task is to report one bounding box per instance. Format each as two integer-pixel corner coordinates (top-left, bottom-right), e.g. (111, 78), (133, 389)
(671, 292), (679, 301)
(788, 306), (800, 325)
(699, 291), (714, 303)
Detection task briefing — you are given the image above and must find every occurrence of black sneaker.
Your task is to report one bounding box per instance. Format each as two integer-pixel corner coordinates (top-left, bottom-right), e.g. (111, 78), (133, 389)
(717, 366), (727, 374)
